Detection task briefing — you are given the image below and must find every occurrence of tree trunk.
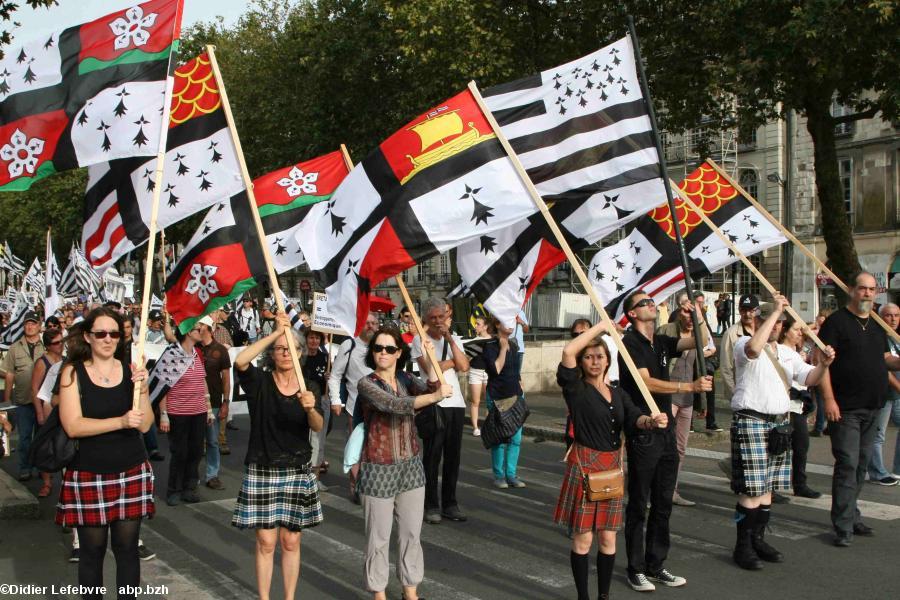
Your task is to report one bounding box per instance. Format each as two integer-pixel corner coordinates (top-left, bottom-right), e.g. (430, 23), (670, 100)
(804, 99), (861, 289)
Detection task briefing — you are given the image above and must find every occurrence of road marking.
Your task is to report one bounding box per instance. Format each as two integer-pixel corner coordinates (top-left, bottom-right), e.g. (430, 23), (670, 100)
(456, 479), (550, 507)
(686, 447), (834, 475)
(678, 471), (900, 521)
(319, 493), (572, 590)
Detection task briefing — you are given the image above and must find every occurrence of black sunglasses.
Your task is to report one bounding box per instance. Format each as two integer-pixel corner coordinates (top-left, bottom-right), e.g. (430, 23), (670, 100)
(632, 298), (655, 309)
(372, 344), (399, 355)
(90, 330), (121, 339)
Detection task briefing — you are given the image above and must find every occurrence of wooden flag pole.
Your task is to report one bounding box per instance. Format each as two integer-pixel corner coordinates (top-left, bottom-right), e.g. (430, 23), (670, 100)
(671, 181), (827, 352)
(335, 144), (446, 384)
(206, 45), (306, 393)
(132, 38), (180, 410)
(467, 81), (660, 415)
(707, 159), (900, 343)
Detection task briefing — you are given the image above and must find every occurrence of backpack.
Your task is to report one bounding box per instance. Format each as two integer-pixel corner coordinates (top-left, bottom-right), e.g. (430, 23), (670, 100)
(28, 405), (77, 472)
(225, 314), (248, 346)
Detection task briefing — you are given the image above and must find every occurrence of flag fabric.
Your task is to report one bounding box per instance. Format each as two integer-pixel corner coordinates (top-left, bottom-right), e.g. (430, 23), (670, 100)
(451, 35), (667, 328)
(278, 290), (307, 332)
(75, 244), (102, 297)
(295, 89), (538, 335)
(163, 190), (267, 333)
(44, 236), (61, 318)
(0, 0), (183, 192)
(0, 295), (27, 349)
(58, 244), (79, 296)
(254, 150), (350, 274)
(147, 341), (193, 405)
(82, 51), (243, 272)
(587, 161), (787, 321)
(21, 257), (43, 293)
(150, 293), (163, 309)
(1, 241), (25, 275)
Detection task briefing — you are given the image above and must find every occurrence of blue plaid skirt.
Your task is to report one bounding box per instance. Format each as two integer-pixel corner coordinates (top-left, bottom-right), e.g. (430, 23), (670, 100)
(730, 414), (791, 496)
(232, 463), (323, 532)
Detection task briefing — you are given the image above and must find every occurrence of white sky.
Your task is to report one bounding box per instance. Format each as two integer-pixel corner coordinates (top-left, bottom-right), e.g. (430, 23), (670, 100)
(11, 0), (249, 41)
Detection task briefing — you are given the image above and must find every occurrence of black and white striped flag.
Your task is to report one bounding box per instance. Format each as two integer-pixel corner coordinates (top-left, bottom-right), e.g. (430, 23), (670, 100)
(0, 296), (27, 350)
(279, 290), (307, 332)
(44, 235), (61, 319)
(1, 241), (25, 276)
(58, 244), (80, 297)
(21, 258), (43, 294)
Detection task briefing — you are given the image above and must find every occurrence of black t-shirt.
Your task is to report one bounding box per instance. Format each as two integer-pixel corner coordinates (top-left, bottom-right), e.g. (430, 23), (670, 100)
(557, 364), (643, 451)
(617, 327), (680, 428)
(482, 338), (521, 399)
(464, 338), (490, 370)
(302, 350), (328, 394)
(818, 307), (889, 410)
(238, 365), (323, 467)
(201, 341), (231, 408)
(70, 362), (147, 473)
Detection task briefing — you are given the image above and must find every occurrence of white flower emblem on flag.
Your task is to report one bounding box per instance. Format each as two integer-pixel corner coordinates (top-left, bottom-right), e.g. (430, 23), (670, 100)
(276, 167), (318, 197)
(109, 6), (158, 50)
(184, 263), (219, 304)
(0, 129), (44, 178)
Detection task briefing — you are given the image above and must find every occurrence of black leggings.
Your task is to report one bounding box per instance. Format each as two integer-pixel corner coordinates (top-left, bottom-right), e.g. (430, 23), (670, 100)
(78, 519), (141, 599)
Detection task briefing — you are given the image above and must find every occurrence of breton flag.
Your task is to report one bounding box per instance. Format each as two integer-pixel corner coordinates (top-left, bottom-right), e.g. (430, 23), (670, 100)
(253, 150), (350, 274)
(295, 89), (536, 335)
(163, 191), (267, 333)
(0, 0), (183, 192)
(0, 295), (27, 349)
(21, 257), (43, 293)
(44, 235), (61, 319)
(58, 244), (80, 296)
(587, 161), (787, 321)
(452, 35), (666, 327)
(82, 52), (242, 272)
(279, 290), (307, 332)
(0, 241), (25, 275)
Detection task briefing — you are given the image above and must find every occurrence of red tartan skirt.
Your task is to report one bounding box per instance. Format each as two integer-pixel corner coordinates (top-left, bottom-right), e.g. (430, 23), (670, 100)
(56, 461), (155, 527)
(553, 445), (623, 534)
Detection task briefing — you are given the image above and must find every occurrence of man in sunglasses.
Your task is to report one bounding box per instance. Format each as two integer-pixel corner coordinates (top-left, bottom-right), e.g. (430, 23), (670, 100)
(411, 297), (470, 525)
(618, 291), (712, 592)
(1, 310), (45, 481)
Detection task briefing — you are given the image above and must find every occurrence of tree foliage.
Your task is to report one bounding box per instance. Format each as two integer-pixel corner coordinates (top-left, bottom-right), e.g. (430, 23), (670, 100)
(0, 0), (57, 59)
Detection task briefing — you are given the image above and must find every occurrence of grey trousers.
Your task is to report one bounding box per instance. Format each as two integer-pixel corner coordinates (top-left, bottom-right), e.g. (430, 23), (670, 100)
(362, 486), (425, 592)
(829, 407), (879, 533)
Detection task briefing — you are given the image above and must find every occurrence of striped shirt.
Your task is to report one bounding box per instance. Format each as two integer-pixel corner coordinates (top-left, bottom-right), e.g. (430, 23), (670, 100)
(165, 350), (208, 415)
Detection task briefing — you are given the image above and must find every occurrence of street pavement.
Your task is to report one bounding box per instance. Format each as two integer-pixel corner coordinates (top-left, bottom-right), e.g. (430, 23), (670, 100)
(2, 395), (899, 599)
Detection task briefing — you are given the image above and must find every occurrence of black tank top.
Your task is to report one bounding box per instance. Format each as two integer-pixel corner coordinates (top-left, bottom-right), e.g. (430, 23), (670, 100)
(70, 361), (147, 473)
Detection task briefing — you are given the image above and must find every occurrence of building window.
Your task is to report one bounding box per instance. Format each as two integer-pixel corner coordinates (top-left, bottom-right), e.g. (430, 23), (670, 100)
(839, 158), (853, 225)
(438, 253), (449, 275)
(831, 99), (854, 136)
(738, 254), (762, 297)
(739, 169), (758, 200)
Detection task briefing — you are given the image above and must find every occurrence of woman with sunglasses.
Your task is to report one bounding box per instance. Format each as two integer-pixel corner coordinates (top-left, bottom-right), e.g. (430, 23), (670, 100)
(231, 313), (323, 600)
(356, 327), (451, 600)
(56, 307), (154, 598)
(556, 322), (662, 600)
(158, 323), (213, 506)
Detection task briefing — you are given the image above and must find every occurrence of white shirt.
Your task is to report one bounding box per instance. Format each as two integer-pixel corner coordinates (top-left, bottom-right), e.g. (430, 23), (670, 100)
(601, 334), (620, 383)
(411, 332), (466, 408)
(238, 307), (260, 339)
(732, 337), (815, 415)
(37, 360), (63, 403)
(327, 337), (372, 416)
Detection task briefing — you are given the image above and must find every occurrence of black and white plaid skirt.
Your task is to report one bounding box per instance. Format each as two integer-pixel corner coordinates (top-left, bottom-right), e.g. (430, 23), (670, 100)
(232, 463), (323, 532)
(730, 414), (791, 496)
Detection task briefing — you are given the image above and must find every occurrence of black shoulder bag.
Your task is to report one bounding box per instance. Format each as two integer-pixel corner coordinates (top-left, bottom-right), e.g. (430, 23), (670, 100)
(415, 339), (447, 439)
(763, 345), (792, 455)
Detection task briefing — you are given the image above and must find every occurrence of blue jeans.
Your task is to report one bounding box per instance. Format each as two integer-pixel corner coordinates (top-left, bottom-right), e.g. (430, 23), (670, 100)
(14, 404), (37, 473)
(867, 399), (900, 479)
(144, 422), (159, 453)
(485, 393), (522, 481)
(205, 408), (221, 481)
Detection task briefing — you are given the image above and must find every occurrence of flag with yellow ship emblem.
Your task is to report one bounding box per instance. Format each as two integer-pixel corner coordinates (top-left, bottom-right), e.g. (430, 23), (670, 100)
(296, 89), (536, 335)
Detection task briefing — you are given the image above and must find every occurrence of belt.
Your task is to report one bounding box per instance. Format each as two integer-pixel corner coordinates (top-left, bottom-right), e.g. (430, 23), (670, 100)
(735, 409), (780, 423)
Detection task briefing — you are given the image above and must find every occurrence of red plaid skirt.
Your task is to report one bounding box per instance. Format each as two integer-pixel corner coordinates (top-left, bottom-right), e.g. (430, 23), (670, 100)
(553, 445), (623, 534)
(56, 461), (155, 527)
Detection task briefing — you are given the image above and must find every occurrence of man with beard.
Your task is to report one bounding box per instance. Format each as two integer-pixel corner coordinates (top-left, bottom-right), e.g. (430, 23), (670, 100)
(817, 272), (900, 546)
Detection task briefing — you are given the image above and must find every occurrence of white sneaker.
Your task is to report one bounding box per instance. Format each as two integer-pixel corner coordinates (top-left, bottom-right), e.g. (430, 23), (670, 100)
(627, 572), (656, 592)
(473, 428), (481, 437)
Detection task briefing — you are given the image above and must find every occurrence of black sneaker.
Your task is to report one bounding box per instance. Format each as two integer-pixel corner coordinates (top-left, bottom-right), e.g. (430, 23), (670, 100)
(794, 486), (822, 499)
(138, 544), (156, 561)
(852, 522), (874, 536)
(148, 452), (165, 462)
(870, 476), (899, 487)
(647, 568), (687, 587)
(68, 548), (79, 563)
(181, 489), (200, 503)
(627, 572), (656, 592)
(771, 491), (789, 504)
(834, 531), (853, 547)
(706, 423), (724, 432)
(166, 494), (181, 507)
(226, 422), (239, 431)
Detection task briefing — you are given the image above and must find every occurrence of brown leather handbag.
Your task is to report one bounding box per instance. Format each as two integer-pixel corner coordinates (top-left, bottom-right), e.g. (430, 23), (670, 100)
(570, 443), (625, 502)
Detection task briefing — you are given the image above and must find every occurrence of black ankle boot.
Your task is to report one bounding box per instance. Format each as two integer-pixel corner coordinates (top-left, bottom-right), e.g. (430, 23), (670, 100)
(752, 505), (784, 562)
(733, 505), (764, 570)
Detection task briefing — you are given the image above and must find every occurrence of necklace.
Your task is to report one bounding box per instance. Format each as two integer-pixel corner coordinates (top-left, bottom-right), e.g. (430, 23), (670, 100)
(90, 362), (116, 384)
(854, 315), (870, 331)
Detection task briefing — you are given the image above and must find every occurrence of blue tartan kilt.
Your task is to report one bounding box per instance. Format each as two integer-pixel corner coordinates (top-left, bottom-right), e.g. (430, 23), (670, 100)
(232, 463), (323, 532)
(730, 414), (791, 497)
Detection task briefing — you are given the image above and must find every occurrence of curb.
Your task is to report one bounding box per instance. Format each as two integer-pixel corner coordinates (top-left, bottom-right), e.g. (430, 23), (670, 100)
(0, 467), (39, 520)
(520, 422), (730, 446)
